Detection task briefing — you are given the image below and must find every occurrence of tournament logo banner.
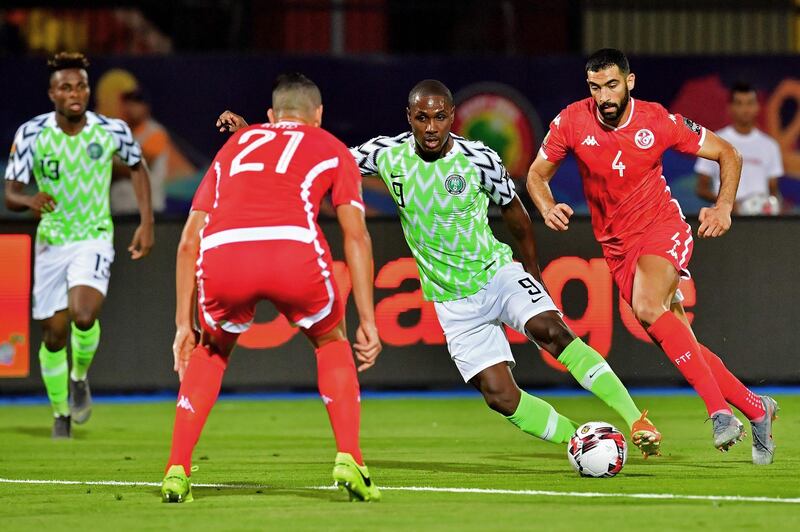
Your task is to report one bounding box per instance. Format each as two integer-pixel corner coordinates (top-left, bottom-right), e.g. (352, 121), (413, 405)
(453, 83), (544, 178)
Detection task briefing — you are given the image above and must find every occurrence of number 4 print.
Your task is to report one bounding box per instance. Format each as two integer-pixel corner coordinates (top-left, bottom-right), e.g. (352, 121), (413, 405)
(612, 150), (626, 177)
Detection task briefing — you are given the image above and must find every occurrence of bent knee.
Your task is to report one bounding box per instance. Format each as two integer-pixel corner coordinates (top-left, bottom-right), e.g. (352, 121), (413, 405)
(42, 329), (68, 351)
(483, 389), (520, 416)
(631, 298), (668, 327)
(71, 313), (98, 331)
(526, 313), (575, 350)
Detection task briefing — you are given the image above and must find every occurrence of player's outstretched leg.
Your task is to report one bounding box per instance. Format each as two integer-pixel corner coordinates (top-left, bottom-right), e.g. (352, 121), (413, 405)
(634, 256), (742, 451)
(528, 313), (661, 458)
(163, 344), (228, 502)
(695, 344), (777, 464)
(472, 362), (578, 444)
(69, 320), (100, 424)
(313, 336), (380, 502)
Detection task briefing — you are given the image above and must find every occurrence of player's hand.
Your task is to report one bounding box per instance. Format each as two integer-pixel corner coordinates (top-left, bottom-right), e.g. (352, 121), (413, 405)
(216, 110), (248, 133)
(172, 325), (198, 381)
(28, 192), (57, 214)
(129, 221), (154, 259)
(543, 203), (573, 231)
(353, 321), (381, 372)
(698, 204), (732, 238)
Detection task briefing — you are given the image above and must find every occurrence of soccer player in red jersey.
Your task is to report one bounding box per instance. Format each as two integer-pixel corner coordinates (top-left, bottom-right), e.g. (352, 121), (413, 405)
(527, 49), (778, 464)
(161, 73), (383, 503)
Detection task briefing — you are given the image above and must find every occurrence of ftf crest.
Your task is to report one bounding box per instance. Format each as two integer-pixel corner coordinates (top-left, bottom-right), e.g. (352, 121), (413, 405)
(635, 129), (655, 149)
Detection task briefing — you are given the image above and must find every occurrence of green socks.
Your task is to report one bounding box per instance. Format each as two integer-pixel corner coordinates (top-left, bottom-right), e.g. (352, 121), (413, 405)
(70, 320), (100, 381)
(39, 343), (69, 416)
(506, 391), (578, 444)
(558, 337), (640, 428)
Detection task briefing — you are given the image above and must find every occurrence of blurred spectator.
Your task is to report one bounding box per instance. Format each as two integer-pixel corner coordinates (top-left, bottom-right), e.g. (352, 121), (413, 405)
(112, 88), (197, 214)
(695, 82), (784, 215)
(0, 10), (25, 55)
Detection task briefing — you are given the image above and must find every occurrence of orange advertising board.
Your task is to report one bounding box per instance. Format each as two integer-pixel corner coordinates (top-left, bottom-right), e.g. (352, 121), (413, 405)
(0, 234), (30, 377)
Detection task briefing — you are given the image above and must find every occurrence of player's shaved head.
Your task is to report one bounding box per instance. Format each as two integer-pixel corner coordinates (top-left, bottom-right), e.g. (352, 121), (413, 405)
(408, 80), (453, 108)
(585, 48), (630, 75)
(271, 72), (322, 119)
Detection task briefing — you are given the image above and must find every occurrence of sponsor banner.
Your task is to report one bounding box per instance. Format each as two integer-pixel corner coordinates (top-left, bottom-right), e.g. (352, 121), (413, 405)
(0, 219), (798, 392)
(0, 235), (30, 378)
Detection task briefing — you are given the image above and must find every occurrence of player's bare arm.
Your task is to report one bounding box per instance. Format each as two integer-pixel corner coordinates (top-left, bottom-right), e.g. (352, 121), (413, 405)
(526, 155), (574, 231)
(173, 209), (206, 381)
(696, 131), (742, 238)
(4, 180), (57, 213)
(337, 203), (382, 371)
(216, 110), (249, 133)
(128, 160), (155, 259)
(499, 195), (544, 283)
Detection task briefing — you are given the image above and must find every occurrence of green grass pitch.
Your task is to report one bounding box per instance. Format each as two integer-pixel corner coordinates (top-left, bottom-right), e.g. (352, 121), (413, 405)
(0, 393), (797, 531)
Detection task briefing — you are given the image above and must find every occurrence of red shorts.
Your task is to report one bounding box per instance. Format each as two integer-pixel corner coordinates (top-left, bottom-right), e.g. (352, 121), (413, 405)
(604, 215), (693, 305)
(197, 239), (343, 338)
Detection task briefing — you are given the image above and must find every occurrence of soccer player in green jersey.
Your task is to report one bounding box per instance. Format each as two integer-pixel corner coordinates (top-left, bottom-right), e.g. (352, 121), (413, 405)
(217, 81), (660, 457)
(4, 52), (154, 438)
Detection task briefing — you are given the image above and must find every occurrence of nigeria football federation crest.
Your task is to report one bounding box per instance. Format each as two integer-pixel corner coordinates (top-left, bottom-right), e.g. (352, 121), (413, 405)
(87, 142), (104, 160)
(445, 174), (466, 195)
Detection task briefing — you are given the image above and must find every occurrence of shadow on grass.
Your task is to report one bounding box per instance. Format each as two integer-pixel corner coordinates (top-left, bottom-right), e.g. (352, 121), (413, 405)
(0, 426), (89, 440)
(151, 486), (344, 503)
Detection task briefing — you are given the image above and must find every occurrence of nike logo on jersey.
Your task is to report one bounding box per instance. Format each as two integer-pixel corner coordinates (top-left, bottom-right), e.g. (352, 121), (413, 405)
(390, 172), (404, 179)
(581, 136), (599, 146)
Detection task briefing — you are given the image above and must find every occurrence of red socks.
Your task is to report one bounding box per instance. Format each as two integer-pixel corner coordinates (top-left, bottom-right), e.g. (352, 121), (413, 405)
(699, 344), (765, 421)
(316, 340), (363, 465)
(166, 345), (228, 474)
(647, 312), (730, 416)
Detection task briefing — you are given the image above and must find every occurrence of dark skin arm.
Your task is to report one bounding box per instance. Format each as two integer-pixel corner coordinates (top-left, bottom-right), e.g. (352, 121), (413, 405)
(499, 195), (544, 283)
(4, 180), (56, 213)
(128, 160), (155, 259)
(216, 111), (249, 133)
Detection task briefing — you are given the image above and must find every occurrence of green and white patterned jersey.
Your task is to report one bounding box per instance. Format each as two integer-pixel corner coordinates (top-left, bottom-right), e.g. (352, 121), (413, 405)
(352, 132), (516, 302)
(5, 111), (142, 245)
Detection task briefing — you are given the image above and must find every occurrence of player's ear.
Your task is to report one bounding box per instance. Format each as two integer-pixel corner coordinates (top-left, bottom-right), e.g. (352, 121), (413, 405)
(626, 73), (635, 92)
(406, 107), (412, 125)
(267, 108), (276, 124)
(314, 104), (323, 127)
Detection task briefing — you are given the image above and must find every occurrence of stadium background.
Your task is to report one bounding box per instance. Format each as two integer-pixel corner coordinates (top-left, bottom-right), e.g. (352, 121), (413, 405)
(1, 0), (799, 393)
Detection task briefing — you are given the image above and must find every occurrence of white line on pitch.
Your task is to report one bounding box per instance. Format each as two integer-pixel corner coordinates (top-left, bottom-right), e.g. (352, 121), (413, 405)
(1, 478), (798, 504)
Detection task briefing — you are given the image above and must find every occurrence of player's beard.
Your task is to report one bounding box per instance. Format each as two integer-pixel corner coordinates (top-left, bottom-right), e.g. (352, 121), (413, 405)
(599, 88), (630, 123)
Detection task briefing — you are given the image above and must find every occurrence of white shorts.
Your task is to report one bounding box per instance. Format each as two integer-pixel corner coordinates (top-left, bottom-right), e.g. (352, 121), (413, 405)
(32, 239), (114, 320)
(434, 262), (560, 382)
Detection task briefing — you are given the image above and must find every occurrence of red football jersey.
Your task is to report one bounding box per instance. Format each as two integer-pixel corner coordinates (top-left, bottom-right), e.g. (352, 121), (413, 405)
(540, 97), (706, 257)
(192, 122), (363, 243)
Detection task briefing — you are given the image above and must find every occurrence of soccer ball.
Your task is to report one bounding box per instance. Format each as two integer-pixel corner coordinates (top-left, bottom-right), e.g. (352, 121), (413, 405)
(567, 422), (627, 478)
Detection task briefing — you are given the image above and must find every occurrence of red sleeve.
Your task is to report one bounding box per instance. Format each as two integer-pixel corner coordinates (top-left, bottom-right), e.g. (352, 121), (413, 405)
(661, 108), (707, 156)
(330, 141), (365, 212)
(538, 108), (571, 163)
(191, 161), (218, 212)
